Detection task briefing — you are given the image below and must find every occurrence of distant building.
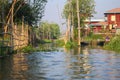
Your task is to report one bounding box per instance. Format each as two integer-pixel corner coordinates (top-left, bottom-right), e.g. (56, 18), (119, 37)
(85, 19), (107, 33)
(85, 8), (120, 34)
(104, 8), (120, 34)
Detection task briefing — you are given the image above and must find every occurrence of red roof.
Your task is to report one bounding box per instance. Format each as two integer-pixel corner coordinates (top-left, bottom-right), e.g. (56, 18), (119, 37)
(94, 22), (108, 26)
(105, 8), (120, 13)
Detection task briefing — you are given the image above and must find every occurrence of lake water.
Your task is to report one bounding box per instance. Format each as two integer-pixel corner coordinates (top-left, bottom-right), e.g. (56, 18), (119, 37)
(0, 46), (120, 80)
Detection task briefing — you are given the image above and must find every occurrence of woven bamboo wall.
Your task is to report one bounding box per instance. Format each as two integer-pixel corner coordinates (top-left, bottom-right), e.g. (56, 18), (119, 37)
(13, 24), (29, 50)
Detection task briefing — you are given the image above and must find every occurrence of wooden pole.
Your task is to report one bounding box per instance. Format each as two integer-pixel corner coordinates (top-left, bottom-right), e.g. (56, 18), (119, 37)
(76, 0), (81, 46)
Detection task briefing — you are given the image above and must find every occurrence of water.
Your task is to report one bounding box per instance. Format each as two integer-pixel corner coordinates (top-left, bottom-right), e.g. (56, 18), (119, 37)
(0, 47), (120, 80)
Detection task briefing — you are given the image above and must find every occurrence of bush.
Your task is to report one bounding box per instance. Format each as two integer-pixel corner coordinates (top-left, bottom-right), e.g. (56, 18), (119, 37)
(104, 35), (120, 52)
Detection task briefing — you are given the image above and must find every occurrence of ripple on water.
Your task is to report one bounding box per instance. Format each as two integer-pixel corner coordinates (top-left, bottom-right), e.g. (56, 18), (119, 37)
(0, 48), (120, 80)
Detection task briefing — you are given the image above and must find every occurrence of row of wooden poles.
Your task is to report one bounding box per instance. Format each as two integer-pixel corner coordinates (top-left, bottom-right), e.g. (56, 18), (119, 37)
(0, 0), (29, 56)
(13, 24), (29, 50)
(0, 22), (29, 56)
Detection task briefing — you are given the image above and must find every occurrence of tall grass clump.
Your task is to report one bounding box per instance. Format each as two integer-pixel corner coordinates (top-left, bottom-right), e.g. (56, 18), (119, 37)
(65, 41), (77, 49)
(104, 35), (120, 52)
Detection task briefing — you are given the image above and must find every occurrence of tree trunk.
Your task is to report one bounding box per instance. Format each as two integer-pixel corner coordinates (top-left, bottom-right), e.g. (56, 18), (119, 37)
(65, 0), (71, 44)
(76, 0), (81, 46)
(71, 9), (74, 41)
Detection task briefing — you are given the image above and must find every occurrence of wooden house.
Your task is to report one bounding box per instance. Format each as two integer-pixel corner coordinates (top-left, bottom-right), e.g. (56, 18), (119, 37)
(104, 8), (120, 33)
(85, 19), (106, 33)
(85, 8), (120, 34)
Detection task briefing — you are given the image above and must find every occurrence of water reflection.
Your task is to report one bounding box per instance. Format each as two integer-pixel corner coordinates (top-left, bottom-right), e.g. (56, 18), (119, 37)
(65, 47), (91, 80)
(0, 47), (120, 80)
(0, 53), (29, 80)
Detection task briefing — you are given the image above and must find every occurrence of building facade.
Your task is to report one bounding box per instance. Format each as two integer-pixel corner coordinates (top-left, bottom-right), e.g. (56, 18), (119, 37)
(104, 8), (120, 34)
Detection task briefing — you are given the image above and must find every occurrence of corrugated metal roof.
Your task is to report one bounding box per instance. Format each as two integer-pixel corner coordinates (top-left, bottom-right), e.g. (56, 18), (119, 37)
(85, 19), (105, 22)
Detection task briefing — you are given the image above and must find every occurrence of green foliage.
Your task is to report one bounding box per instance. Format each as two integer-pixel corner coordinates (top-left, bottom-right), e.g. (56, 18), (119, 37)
(84, 32), (103, 41)
(14, 1), (34, 25)
(31, 0), (47, 24)
(63, 0), (95, 40)
(65, 41), (77, 49)
(55, 40), (65, 47)
(21, 44), (57, 53)
(39, 21), (60, 40)
(37, 39), (51, 44)
(0, 37), (12, 56)
(63, 0), (95, 23)
(104, 36), (120, 52)
(44, 39), (52, 43)
(21, 45), (35, 53)
(90, 34), (103, 40)
(0, 46), (12, 57)
(38, 44), (56, 51)
(0, 0), (47, 26)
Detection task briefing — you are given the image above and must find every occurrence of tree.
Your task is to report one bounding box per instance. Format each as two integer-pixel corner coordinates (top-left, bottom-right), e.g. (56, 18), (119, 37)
(63, 0), (95, 44)
(0, 0), (47, 26)
(0, 0), (9, 22)
(0, 0), (47, 46)
(39, 21), (60, 40)
(23, 0), (47, 25)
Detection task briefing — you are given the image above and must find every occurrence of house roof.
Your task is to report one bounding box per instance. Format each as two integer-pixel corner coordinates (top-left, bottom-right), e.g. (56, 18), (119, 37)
(90, 21), (108, 26)
(105, 8), (120, 14)
(94, 22), (108, 26)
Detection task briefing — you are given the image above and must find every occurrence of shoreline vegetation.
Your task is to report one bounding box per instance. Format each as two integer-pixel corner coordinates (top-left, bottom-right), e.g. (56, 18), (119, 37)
(104, 35), (120, 52)
(21, 40), (56, 53)
(1, 34), (120, 56)
(21, 34), (120, 53)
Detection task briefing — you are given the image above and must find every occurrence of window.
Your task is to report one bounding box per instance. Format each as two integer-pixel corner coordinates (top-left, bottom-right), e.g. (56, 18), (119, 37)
(111, 15), (116, 21)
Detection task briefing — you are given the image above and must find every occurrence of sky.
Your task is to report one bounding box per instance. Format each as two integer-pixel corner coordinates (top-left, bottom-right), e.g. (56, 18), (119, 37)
(42, 0), (120, 31)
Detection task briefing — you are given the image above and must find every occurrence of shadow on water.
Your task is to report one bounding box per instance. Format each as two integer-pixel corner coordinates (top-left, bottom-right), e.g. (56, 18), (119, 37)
(0, 44), (120, 80)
